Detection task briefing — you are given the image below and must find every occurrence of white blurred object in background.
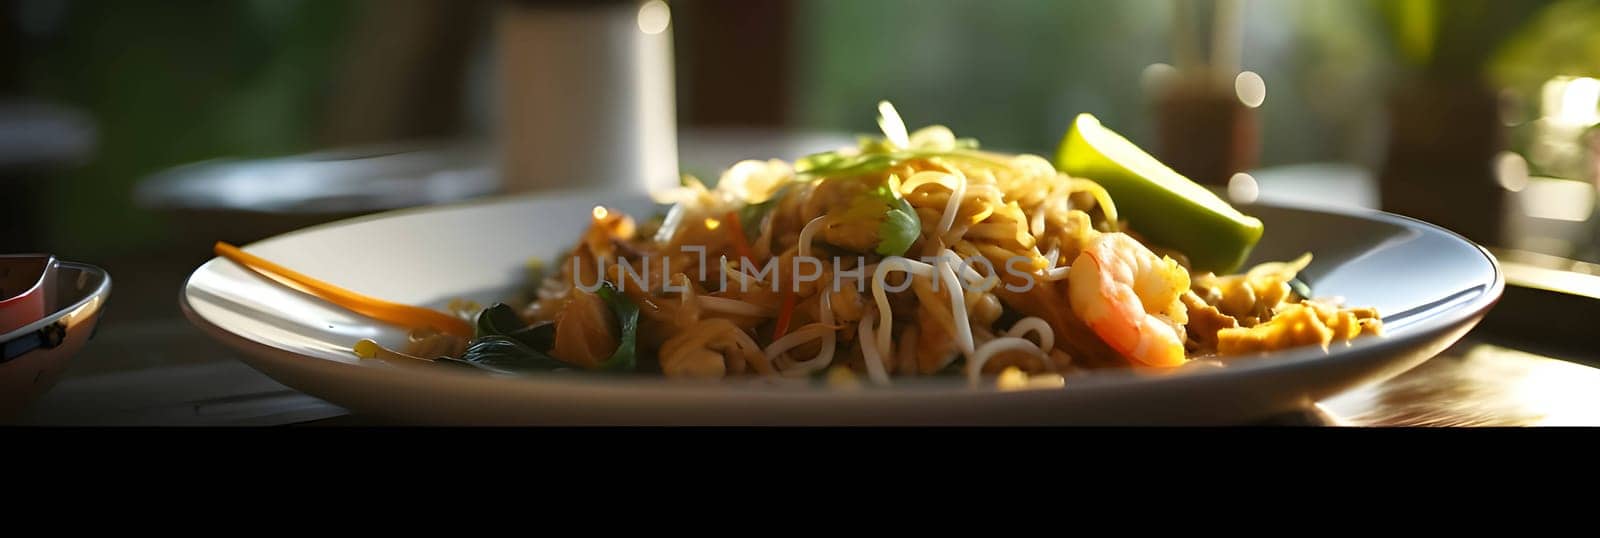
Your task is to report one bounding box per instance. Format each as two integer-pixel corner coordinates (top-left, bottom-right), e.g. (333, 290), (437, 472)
(496, 0), (678, 195)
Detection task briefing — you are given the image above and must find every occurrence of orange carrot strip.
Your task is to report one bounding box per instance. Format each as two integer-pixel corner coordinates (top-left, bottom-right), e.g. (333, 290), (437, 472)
(773, 290), (798, 340)
(723, 210), (755, 265)
(213, 242), (474, 338)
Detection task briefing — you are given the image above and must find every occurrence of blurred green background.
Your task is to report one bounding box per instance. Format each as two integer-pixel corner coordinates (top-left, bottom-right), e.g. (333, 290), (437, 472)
(10, 0), (359, 254)
(4, 0), (1597, 262)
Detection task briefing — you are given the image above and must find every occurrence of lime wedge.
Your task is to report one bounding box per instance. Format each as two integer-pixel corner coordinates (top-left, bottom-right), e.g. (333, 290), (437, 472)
(1055, 113), (1264, 274)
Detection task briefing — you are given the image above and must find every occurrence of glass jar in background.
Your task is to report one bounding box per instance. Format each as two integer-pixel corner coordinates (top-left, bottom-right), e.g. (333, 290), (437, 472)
(496, 0), (678, 195)
(1152, 71), (1261, 188)
(1150, 0), (1261, 188)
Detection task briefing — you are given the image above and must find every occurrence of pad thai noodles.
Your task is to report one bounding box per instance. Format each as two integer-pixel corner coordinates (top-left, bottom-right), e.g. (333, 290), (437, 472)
(218, 101), (1383, 388)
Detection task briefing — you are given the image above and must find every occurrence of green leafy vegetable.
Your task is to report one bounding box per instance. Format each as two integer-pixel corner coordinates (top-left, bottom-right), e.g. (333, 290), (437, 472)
(454, 283), (639, 376)
(794, 150), (845, 173)
(833, 174), (924, 258)
(795, 101), (990, 182)
(474, 303), (555, 350)
(446, 336), (570, 374)
(474, 303), (524, 338)
(794, 133), (991, 181)
(873, 175), (921, 257)
(452, 285), (640, 376)
(452, 303), (565, 373)
(734, 183), (797, 242)
(736, 199), (778, 242)
(517, 323), (555, 351)
(796, 151), (899, 179)
(595, 282), (640, 372)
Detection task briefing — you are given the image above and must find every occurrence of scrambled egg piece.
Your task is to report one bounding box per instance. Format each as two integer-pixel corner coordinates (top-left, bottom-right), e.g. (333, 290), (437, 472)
(1181, 291), (1238, 353)
(827, 365), (864, 390)
(1216, 300), (1382, 356)
(996, 366), (1066, 391)
(1191, 253), (1309, 326)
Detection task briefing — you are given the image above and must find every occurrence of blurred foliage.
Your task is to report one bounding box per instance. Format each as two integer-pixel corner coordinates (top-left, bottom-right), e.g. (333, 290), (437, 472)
(12, 0), (1590, 258)
(1492, 0), (1600, 87)
(17, 0), (358, 255)
(1491, 0), (1600, 181)
(1369, 0), (1552, 79)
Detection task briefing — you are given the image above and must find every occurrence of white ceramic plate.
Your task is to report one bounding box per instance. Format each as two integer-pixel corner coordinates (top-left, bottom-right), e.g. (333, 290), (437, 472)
(182, 189), (1503, 425)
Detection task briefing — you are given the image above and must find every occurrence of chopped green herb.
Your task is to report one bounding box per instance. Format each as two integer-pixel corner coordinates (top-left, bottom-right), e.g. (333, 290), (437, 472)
(595, 282), (640, 372)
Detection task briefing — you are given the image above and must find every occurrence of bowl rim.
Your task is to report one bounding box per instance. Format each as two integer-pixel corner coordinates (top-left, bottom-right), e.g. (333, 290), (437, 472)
(0, 253), (55, 306)
(1, 261), (112, 364)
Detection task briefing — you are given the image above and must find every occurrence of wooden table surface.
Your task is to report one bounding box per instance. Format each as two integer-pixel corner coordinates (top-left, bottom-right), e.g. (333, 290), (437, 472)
(290, 339), (1600, 427)
(1317, 340), (1600, 426)
(17, 322), (1600, 427)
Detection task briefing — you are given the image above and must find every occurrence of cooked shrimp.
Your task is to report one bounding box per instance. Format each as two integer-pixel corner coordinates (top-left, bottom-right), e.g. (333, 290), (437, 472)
(1066, 232), (1190, 368)
(551, 288), (619, 369)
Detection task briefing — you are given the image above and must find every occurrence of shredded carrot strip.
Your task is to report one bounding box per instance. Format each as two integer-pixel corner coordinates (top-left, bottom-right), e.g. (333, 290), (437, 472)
(773, 290), (797, 340)
(213, 242), (474, 338)
(723, 210), (755, 265)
